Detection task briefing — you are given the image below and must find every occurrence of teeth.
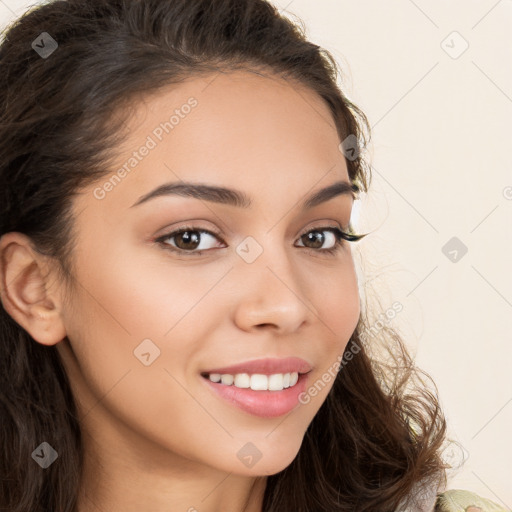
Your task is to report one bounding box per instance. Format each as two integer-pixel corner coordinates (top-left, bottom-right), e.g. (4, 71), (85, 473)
(207, 372), (300, 391)
(220, 374), (233, 386)
(268, 373), (283, 390)
(234, 373), (250, 388)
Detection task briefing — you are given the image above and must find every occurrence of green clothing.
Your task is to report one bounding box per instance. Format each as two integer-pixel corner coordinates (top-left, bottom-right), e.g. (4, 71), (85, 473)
(435, 489), (510, 512)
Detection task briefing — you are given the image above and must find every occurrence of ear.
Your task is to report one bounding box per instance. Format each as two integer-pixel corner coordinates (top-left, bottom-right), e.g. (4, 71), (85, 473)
(0, 232), (67, 346)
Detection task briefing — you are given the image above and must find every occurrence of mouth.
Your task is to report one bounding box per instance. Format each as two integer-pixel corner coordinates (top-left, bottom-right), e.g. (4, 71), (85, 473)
(200, 370), (304, 391)
(200, 356), (313, 389)
(199, 358), (313, 418)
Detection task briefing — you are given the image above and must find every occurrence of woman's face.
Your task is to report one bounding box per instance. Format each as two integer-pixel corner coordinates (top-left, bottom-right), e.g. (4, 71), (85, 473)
(56, 70), (361, 477)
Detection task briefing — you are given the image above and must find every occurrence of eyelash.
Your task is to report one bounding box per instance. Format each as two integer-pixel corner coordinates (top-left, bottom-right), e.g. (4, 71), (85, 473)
(154, 225), (365, 257)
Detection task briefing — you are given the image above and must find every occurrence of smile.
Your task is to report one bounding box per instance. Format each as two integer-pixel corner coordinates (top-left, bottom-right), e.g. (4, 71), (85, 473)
(201, 371), (310, 418)
(202, 371), (299, 391)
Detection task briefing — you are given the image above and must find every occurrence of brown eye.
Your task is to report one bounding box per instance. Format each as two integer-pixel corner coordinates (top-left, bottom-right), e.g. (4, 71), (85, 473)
(173, 230), (201, 251)
(155, 225), (364, 258)
(296, 228), (341, 253)
(156, 227), (225, 255)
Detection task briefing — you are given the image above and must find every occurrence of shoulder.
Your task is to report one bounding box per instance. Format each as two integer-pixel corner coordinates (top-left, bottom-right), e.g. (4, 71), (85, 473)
(435, 489), (510, 512)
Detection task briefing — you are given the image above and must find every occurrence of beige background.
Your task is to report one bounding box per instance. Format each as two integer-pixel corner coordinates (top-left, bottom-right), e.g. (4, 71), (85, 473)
(2, 0), (511, 507)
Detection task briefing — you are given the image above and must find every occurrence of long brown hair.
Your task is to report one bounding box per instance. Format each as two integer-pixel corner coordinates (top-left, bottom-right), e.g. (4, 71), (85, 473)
(0, 1), (450, 510)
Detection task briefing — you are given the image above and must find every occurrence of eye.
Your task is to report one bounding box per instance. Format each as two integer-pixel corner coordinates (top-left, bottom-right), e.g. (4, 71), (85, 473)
(155, 226), (224, 255)
(297, 227), (343, 254)
(154, 224), (365, 257)
(295, 226), (362, 255)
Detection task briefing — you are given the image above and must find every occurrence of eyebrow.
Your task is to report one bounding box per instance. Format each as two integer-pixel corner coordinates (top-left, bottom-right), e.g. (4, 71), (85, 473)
(129, 179), (358, 210)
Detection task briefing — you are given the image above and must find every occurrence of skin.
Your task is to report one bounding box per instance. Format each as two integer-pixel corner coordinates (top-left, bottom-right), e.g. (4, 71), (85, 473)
(0, 70), (361, 512)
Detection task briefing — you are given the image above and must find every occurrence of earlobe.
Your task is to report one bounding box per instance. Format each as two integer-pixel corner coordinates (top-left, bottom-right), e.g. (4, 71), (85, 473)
(0, 232), (67, 346)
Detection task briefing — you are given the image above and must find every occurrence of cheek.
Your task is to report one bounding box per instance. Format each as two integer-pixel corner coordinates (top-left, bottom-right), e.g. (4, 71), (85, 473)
(305, 252), (361, 343)
(61, 237), (213, 401)
(71, 237), (224, 344)
(297, 254), (360, 405)
(65, 233), (237, 383)
(61, 248), (229, 463)
(321, 274), (359, 336)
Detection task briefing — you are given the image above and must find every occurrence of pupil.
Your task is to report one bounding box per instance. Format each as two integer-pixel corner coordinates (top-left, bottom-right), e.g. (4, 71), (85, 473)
(178, 231), (200, 250)
(306, 231), (323, 249)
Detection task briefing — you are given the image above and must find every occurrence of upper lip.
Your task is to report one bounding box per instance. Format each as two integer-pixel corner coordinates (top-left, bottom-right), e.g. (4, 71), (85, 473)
(202, 357), (313, 376)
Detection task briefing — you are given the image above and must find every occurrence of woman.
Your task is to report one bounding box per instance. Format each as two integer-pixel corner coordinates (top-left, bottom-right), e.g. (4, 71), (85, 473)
(0, 0), (506, 510)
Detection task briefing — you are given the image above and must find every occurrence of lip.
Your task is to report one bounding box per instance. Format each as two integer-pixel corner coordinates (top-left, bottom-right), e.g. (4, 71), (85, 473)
(201, 371), (311, 418)
(201, 356), (313, 376)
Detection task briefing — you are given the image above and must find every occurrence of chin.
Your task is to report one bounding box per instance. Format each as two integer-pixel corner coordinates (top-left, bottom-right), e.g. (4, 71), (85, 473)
(229, 441), (303, 477)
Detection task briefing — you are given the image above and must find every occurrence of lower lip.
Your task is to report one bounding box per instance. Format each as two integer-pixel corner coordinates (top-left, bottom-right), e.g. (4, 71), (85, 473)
(201, 373), (310, 418)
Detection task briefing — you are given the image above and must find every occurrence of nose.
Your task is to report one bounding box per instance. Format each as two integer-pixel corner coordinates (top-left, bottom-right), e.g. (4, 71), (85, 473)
(231, 244), (316, 334)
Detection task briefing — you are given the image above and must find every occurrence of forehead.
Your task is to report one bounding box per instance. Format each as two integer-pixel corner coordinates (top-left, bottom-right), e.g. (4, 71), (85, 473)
(78, 70), (349, 214)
